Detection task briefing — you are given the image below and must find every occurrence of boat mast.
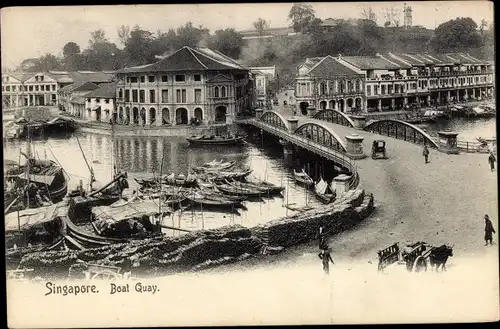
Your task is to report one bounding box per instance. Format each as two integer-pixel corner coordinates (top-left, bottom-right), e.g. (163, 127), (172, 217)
(75, 134), (95, 190)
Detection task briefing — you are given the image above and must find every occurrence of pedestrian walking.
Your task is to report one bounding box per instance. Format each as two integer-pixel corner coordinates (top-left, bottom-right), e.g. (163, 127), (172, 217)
(318, 247), (335, 274)
(488, 152), (496, 171)
(422, 145), (430, 164)
(484, 214), (496, 246)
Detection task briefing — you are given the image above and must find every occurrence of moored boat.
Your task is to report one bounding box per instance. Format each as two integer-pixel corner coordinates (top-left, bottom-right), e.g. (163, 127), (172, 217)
(293, 169), (314, 187)
(187, 134), (246, 146)
(314, 177), (336, 204)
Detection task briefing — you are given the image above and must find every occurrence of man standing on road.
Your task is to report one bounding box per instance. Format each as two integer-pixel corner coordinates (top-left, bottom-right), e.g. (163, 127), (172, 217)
(488, 152), (496, 171)
(484, 214), (496, 246)
(422, 145), (430, 164)
(318, 247), (335, 274)
(317, 226), (327, 250)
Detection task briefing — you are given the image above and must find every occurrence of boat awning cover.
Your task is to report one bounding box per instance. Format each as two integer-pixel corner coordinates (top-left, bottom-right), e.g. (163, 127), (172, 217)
(315, 178), (328, 194)
(5, 203), (68, 232)
(472, 107), (485, 114)
(18, 173), (56, 185)
(92, 199), (169, 225)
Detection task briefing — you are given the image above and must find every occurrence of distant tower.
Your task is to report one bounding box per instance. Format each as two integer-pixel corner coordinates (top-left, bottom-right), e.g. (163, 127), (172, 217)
(404, 3), (413, 29)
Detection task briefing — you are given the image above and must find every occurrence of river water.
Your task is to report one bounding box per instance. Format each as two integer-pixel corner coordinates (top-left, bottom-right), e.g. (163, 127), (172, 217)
(3, 116), (495, 233)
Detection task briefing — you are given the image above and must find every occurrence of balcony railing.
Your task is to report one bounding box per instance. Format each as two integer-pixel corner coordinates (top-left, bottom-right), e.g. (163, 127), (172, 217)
(366, 75), (418, 81)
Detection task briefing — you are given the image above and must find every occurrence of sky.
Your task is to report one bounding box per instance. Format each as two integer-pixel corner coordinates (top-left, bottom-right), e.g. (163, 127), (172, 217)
(0, 1), (494, 69)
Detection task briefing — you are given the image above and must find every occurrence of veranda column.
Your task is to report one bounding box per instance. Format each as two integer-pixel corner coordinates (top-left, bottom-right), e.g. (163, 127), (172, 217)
(156, 108), (162, 126)
(145, 108), (150, 126)
(377, 99), (382, 111)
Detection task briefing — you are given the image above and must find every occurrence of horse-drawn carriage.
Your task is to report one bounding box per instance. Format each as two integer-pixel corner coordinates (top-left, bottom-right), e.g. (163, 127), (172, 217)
(377, 241), (453, 273)
(371, 140), (387, 159)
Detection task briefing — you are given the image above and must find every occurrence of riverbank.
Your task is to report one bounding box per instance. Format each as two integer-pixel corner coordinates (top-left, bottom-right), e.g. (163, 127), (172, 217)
(12, 187), (374, 279)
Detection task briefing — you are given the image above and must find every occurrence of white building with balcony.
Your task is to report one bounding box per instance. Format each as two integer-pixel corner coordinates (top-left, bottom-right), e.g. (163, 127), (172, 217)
(295, 56), (365, 114)
(1, 71), (114, 109)
(115, 46), (253, 126)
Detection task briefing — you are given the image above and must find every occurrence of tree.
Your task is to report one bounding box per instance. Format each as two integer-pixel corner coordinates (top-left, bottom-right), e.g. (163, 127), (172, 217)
(253, 18), (269, 35)
(82, 29), (121, 70)
(62, 42), (81, 70)
(89, 29), (107, 47)
(431, 17), (482, 53)
(124, 27), (156, 66)
(34, 54), (62, 72)
(63, 42), (81, 59)
(288, 3), (316, 32)
(175, 22), (210, 48)
(117, 25), (131, 46)
(208, 29), (244, 59)
(360, 6), (377, 23)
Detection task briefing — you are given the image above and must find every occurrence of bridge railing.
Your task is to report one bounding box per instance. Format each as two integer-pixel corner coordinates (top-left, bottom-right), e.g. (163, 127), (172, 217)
(245, 119), (360, 190)
(457, 140), (495, 154)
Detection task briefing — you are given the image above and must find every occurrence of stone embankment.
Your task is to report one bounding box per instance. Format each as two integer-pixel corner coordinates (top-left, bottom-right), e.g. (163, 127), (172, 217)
(18, 188), (374, 279)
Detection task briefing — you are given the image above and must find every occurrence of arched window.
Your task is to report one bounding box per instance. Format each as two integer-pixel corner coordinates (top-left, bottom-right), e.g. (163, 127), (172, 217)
(118, 88), (123, 98)
(214, 86), (219, 98)
(221, 86), (226, 98)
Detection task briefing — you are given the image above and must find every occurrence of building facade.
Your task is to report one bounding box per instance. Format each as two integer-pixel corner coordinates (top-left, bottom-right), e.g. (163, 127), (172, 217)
(249, 66), (276, 109)
(295, 55), (366, 114)
(83, 83), (117, 122)
(1, 71), (114, 109)
(115, 46), (254, 126)
(316, 52), (496, 113)
(59, 81), (99, 115)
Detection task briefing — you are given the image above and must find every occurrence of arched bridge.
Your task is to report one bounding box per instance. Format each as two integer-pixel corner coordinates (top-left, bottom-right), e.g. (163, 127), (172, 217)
(243, 110), (357, 173)
(313, 109), (355, 128)
(363, 119), (439, 149)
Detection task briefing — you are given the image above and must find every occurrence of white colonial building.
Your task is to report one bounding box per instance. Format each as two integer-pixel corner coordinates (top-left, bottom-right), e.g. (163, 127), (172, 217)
(115, 46), (254, 126)
(1, 71), (114, 109)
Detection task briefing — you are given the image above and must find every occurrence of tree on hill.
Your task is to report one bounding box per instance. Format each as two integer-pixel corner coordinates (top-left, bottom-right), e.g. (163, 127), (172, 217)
(124, 27), (157, 66)
(288, 3), (316, 32)
(81, 29), (121, 70)
(431, 17), (482, 52)
(62, 42), (81, 70)
(208, 28), (244, 59)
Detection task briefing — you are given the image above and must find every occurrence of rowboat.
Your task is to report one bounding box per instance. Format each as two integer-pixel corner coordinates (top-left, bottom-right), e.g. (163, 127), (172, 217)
(293, 169), (314, 187)
(201, 160), (236, 170)
(216, 183), (265, 197)
(224, 179), (284, 196)
(182, 192), (242, 209)
(314, 177), (336, 204)
(187, 135), (246, 146)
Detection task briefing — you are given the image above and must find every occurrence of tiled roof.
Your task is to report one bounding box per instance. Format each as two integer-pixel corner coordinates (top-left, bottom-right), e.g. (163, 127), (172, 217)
(70, 96), (86, 105)
(391, 53), (428, 66)
(341, 56), (407, 70)
(45, 71), (114, 84)
(391, 53), (488, 66)
(4, 72), (34, 82)
(118, 46), (247, 73)
(59, 81), (99, 93)
(308, 56), (361, 77)
(84, 82), (117, 98)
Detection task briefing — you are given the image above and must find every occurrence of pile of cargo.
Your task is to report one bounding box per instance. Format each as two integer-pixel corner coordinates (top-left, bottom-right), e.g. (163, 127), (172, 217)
(18, 225), (264, 279)
(252, 189), (373, 248)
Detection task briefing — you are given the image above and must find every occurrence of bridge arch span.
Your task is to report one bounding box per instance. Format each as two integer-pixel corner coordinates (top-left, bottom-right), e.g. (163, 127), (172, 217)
(294, 122), (347, 153)
(313, 109), (355, 128)
(364, 119), (439, 148)
(260, 110), (289, 131)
